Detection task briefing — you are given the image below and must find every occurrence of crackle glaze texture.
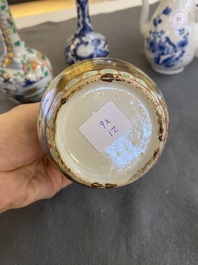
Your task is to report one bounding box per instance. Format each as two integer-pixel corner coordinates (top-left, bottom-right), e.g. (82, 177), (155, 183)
(65, 0), (109, 65)
(0, 0), (53, 103)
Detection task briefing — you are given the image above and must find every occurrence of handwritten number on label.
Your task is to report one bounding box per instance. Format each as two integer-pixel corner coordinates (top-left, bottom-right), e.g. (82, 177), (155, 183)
(105, 119), (111, 125)
(176, 17), (182, 22)
(100, 121), (106, 129)
(111, 126), (119, 133)
(100, 119), (119, 137)
(108, 126), (119, 137)
(100, 119), (111, 129)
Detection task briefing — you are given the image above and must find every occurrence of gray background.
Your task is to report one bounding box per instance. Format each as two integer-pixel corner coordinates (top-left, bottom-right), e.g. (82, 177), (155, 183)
(0, 4), (198, 265)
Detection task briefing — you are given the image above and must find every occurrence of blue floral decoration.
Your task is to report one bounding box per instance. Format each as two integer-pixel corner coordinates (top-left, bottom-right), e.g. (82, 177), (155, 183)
(65, 0), (109, 65)
(146, 6), (189, 68)
(162, 6), (171, 15)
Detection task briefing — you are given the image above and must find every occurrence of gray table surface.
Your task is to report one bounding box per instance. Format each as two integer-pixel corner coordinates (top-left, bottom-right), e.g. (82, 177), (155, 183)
(0, 4), (198, 265)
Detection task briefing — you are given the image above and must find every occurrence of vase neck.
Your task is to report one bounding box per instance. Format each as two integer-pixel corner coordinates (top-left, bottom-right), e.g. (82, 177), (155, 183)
(76, 0), (93, 34)
(0, 0), (26, 58)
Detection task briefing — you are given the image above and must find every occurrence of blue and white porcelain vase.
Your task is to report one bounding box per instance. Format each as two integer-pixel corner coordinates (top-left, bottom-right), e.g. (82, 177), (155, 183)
(140, 0), (198, 74)
(0, 0), (53, 103)
(65, 0), (109, 65)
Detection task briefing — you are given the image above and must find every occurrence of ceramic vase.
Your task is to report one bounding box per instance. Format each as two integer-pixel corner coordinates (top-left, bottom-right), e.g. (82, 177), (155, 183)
(65, 0), (109, 65)
(0, 0), (53, 103)
(140, 0), (198, 74)
(38, 58), (169, 188)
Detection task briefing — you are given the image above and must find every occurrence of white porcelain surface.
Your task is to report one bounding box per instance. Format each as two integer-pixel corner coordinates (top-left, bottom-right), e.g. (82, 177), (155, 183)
(140, 0), (198, 74)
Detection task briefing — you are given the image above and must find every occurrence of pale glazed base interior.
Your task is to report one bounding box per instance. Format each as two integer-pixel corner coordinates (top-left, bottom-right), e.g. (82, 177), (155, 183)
(55, 80), (160, 187)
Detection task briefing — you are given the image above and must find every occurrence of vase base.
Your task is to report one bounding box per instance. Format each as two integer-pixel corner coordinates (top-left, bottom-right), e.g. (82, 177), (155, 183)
(151, 65), (184, 75)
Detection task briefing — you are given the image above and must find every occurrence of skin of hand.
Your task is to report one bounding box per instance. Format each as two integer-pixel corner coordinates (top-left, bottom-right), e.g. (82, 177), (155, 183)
(0, 103), (72, 213)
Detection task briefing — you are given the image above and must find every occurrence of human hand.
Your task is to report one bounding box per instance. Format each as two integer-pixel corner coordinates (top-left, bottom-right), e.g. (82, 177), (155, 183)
(0, 103), (71, 213)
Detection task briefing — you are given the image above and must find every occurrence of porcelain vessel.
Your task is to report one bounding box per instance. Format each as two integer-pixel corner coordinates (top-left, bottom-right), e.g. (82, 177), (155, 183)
(140, 0), (198, 74)
(65, 0), (109, 65)
(0, 0), (53, 103)
(38, 58), (169, 188)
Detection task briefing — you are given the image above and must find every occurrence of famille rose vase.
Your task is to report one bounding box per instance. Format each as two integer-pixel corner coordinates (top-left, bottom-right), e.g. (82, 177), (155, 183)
(140, 0), (198, 74)
(0, 0), (53, 103)
(38, 58), (169, 188)
(65, 0), (109, 65)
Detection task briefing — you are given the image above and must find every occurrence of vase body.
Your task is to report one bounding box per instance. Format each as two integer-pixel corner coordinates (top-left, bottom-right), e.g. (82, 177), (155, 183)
(0, 0), (53, 103)
(140, 0), (197, 74)
(38, 58), (169, 188)
(65, 0), (109, 65)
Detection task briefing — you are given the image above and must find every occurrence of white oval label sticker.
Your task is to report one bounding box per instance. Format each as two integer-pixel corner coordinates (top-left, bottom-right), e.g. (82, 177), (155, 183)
(170, 10), (188, 29)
